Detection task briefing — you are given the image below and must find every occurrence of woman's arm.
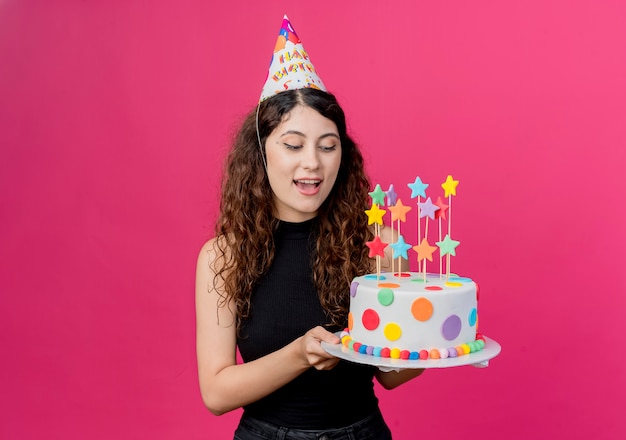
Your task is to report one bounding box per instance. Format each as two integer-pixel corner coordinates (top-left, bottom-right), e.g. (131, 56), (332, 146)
(195, 239), (340, 415)
(373, 225), (426, 388)
(374, 368), (425, 389)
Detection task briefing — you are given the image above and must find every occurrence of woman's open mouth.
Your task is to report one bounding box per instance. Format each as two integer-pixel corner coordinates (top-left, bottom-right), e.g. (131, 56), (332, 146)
(294, 179), (321, 188)
(294, 179), (322, 194)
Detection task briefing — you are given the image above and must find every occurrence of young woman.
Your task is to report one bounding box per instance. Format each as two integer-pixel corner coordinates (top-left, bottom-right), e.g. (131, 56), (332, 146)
(195, 87), (424, 439)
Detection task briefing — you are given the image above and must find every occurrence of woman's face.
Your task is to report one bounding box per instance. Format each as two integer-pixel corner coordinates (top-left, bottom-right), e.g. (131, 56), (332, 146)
(265, 105), (342, 222)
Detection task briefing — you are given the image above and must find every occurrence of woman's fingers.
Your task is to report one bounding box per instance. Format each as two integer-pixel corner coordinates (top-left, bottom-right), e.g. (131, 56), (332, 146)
(300, 326), (340, 370)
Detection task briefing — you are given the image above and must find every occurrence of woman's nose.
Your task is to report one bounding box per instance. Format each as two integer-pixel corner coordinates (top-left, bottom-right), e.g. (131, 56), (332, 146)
(301, 146), (320, 170)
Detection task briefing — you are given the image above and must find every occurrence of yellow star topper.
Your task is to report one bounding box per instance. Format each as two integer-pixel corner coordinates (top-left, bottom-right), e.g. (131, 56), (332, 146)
(365, 203), (386, 225)
(441, 175), (459, 197)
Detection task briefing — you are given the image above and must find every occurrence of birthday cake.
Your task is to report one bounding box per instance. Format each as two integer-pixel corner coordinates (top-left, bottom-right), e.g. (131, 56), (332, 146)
(343, 272), (483, 360)
(340, 176), (486, 361)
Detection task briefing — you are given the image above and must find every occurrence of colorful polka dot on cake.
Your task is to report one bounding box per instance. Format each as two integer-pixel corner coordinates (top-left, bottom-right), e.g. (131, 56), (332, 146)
(377, 288), (394, 306)
(362, 309), (380, 330)
(411, 297), (433, 321)
(469, 308), (477, 326)
(350, 281), (359, 297)
(442, 315), (462, 341)
(383, 323), (402, 341)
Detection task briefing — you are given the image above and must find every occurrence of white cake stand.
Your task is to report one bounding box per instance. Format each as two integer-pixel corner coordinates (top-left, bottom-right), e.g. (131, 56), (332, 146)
(321, 333), (501, 369)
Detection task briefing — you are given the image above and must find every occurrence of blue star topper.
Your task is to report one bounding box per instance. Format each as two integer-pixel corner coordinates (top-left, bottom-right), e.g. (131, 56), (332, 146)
(408, 176), (429, 199)
(389, 235), (412, 260)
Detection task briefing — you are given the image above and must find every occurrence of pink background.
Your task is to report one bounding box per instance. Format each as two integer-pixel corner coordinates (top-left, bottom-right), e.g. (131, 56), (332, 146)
(1, 1), (625, 439)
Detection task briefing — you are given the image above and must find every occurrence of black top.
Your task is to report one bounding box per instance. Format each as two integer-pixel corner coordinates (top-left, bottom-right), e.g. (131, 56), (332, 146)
(237, 218), (378, 429)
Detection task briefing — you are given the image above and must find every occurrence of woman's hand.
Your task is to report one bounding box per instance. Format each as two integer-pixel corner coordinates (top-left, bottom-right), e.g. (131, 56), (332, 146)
(375, 367), (425, 389)
(296, 326), (341, 371)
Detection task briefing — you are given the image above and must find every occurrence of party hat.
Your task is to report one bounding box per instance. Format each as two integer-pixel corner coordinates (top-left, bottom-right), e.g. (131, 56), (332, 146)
(259, 15), (327, 102)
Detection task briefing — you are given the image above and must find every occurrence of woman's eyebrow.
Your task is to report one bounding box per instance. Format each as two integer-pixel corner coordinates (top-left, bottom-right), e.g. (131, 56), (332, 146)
(280, 129), (306, 137)
(319, 133), (340, 141)
(279, 130), (339, 140)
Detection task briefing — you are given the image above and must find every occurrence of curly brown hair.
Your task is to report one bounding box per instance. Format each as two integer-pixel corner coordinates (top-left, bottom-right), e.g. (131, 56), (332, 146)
(213, 88), (374, 331)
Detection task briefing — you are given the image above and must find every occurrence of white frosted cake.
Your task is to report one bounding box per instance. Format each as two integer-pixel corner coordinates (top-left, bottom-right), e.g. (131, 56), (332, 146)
(343, 272), (484, 360)
(345, 176), (487, 360)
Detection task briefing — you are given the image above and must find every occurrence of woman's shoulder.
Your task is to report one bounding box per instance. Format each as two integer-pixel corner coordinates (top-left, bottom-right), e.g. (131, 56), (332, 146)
(197, 235), (232, 273)
(198, 236), (218, 255)
(197, 237), (216, 261)
(198, 233), (233, 254)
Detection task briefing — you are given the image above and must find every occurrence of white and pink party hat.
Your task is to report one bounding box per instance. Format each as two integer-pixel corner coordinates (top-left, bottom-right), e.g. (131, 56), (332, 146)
(259, 15), (327, 102)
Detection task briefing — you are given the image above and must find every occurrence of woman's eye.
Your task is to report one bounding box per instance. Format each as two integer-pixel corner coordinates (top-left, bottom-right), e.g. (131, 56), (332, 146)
(284, 143), (302, 150)
(282, 143), (337, 152)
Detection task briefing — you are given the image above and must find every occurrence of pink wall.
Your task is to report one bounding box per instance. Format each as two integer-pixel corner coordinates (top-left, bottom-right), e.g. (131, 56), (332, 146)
(1, 1), (624, 439)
